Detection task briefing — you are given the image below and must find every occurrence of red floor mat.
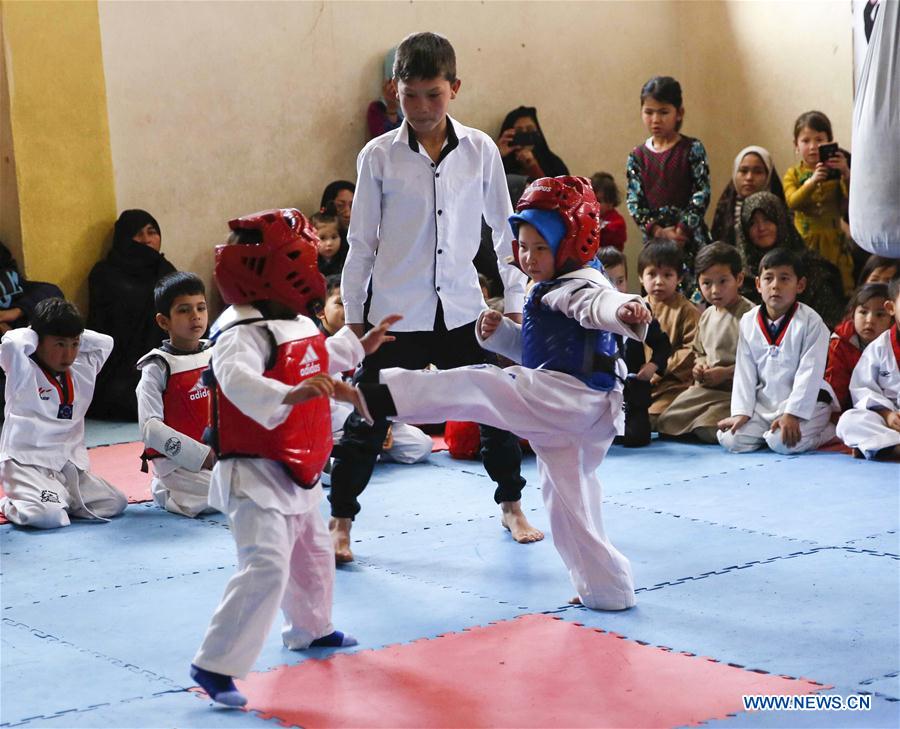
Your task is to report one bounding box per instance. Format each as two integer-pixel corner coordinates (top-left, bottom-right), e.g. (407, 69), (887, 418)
(229, 614), (824, 728)
(0, 442), (151, 524)
(430, 435), (448, 452)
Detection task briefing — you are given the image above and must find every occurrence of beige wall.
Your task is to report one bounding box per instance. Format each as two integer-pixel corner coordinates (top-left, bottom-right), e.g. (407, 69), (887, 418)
(91, 0), (852, 295)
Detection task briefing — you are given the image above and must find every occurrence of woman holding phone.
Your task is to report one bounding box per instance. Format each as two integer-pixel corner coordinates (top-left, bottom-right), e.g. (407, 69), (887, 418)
(497, 106), (569, 180)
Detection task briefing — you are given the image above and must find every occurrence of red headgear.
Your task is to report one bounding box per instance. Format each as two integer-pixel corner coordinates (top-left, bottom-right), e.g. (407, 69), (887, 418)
(511, 176), (601, 275)
(214, 208), (326, 314)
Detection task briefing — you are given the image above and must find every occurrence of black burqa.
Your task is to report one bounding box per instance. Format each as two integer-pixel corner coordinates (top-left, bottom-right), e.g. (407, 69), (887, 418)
(87, 210), (176, 420)
(499, 106), (569, 179)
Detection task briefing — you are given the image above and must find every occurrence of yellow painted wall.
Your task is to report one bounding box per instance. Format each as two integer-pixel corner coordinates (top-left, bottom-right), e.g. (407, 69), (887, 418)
(2, 0), (116, 306)
(0, 7), (23, 266)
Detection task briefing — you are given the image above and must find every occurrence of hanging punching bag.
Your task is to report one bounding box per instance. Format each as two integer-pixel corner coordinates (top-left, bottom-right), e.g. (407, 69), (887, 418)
(849, 0), (900, 256)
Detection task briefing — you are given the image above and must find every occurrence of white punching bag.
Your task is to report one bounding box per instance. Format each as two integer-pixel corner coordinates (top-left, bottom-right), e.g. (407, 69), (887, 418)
(849, 0), (900, 256)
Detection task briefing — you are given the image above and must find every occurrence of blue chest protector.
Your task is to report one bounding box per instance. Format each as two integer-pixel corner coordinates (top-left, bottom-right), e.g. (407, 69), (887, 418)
(521, 279), (620, 391)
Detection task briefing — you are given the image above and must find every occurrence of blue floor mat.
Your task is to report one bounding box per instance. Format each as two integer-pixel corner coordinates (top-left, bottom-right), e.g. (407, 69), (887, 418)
(555, 549), (899, 694)
(700, 692), (900, 729)
(83, 419), (141, 448)
(610, 452), (899, 545)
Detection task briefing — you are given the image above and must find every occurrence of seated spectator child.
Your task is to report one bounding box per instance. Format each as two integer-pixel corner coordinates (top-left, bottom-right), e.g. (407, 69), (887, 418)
(354, 177), (651, 610)
(718, 249), (837, 454)
(316, 275), (431, 465)
(857, 255), (899, 286)
(311, 211), (347, 277)
(836, 278), (900, 460)
(657, 243), (754, 442)
(190, 209), (397, 708)
(0, 298), (127, 528)
(826, 283), (891, 413)
(136, 272), (216, 518)
(598, 247), (671, 447)
(638, 241), (699, 430)
(590, 173), (627, 251)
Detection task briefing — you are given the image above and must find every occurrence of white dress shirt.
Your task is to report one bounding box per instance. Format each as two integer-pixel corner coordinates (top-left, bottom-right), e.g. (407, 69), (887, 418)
(342, 115), (527, 332)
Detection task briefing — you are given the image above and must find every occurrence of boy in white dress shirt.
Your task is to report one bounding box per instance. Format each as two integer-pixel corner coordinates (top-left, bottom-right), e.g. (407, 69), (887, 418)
(136, 272), (215, 517)
(190, 209), (397, 708)
(718, 249), (836, 454)
(836, 278), (900, 459)
(332, 31), (538, 562)
(0, 298), (126, 528)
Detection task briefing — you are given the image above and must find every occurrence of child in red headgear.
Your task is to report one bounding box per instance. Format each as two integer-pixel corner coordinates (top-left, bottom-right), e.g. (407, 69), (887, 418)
(355, 177), (651, 611)
(190, 209), (398, 708)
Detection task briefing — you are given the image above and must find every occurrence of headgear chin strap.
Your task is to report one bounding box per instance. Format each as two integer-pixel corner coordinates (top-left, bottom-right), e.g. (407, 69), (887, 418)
(510, 176), (601, 275)
(214, 209), (326, 315)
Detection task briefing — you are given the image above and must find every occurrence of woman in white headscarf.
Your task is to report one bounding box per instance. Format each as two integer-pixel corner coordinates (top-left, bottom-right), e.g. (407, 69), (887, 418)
(710, 146), (786, 246)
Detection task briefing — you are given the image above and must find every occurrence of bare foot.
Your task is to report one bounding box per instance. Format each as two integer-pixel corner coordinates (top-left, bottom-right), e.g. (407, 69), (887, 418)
(569, 595), (582, 605)
(329, 517), (354, 563)
(499, 501), (544, 543)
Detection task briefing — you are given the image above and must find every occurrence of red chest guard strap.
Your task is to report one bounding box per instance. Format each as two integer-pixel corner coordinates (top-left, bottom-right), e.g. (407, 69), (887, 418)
(208, 316), (332, 489)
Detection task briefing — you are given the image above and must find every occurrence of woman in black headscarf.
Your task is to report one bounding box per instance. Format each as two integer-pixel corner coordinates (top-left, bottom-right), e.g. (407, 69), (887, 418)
(497, 106), (569, 180)
(736, 192), (844, 328)
(87, 210), (176, 420)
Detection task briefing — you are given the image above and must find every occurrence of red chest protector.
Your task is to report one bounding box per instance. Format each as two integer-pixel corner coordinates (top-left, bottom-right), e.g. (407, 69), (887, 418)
(137, 345), (212, 469)
(208, 312), (332, 489)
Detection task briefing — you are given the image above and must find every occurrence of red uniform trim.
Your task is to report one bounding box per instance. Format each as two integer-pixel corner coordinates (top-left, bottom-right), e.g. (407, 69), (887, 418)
(891, 325), (900, 368)
(756, 301), (799, 347)
(36, 364), (74, 406)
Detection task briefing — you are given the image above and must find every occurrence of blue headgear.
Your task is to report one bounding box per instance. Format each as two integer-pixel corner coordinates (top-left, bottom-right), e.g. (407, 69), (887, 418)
(508, 208), (566, 254)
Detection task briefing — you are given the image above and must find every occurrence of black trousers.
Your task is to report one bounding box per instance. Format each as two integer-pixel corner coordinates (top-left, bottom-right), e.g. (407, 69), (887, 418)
(328, 308), (526, 519)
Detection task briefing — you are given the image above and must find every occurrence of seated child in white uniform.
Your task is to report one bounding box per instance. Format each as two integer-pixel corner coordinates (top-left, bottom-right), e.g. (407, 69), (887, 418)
(0, 298), (126, 528)
(136, 272), (216, 517)
(355, 177), (651, 611)
(718, 248), (837, 454)
(836, 278), (900, 460)
(190, 209), (397, 708)
(316, 274), (431, 466)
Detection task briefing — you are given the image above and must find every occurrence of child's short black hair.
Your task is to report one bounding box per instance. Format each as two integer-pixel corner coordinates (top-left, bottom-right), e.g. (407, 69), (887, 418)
(640, 76), (683, 130)
(889, 277), (900, 302)
(637, 240), (682, 276)
(858, 254), (899, 286)
(597, 246), (626, 270)
(393, 32), (457, 83)
(590, 172), (621, 208)
(845, 282), (889, 318)
(759, 248), (806, 279)
(324, 273), (342, 298)
(311, 211), (338, 228)
(32, 298), (84, 339)
(154, 271), (206, 316)
(695, 242), (743, 277)
(793, 110), (833, 142)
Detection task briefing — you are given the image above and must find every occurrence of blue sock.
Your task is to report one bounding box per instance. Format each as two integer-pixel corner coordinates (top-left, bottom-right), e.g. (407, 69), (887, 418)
(309, 630), (358, 648)
(190, 664), (247, 707)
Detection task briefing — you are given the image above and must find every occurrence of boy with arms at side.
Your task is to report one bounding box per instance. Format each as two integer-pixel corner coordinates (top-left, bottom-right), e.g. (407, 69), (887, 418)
(317, 275), (432, 465)
(356, 177), (650, 610)
(719, 249), (836, 454)
(190, 210), (397, 708)
(334, 31), (537, 562)
(638, 241), (699, 430)
(136, 272), (216, 517)
(657, 243), (754, 442)
(0, 298), (126, 528)
(836, 278), (900, 459)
